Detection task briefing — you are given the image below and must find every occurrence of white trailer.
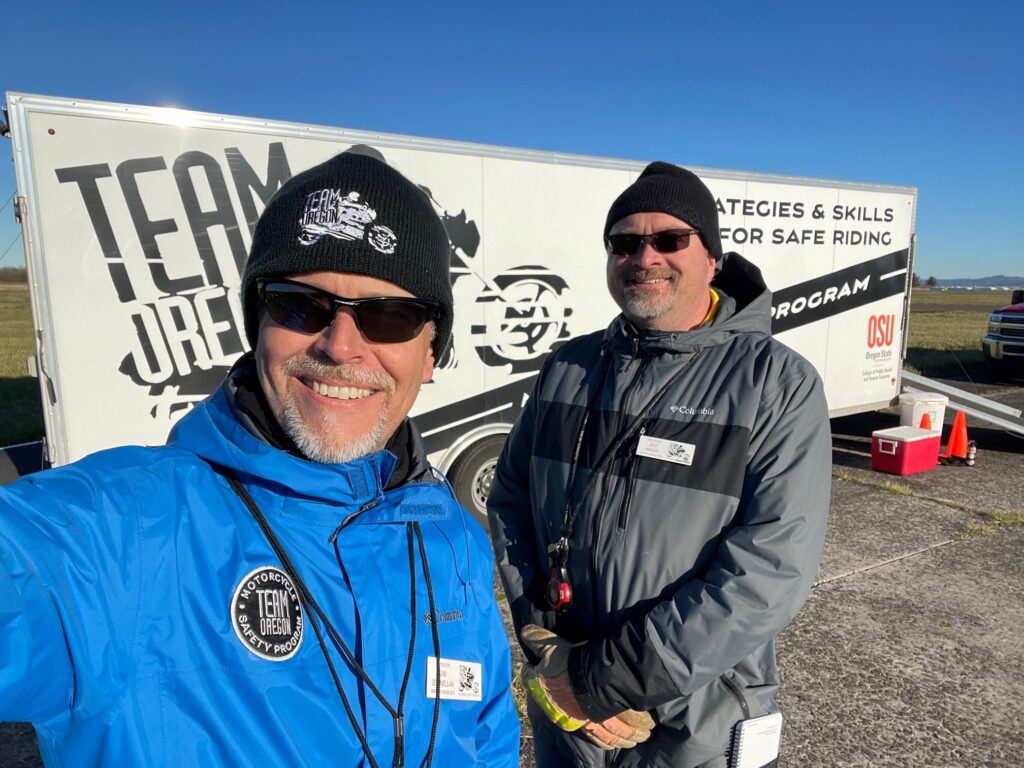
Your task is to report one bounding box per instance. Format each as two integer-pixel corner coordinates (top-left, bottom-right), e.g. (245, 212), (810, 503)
(4, 92), (918, 521)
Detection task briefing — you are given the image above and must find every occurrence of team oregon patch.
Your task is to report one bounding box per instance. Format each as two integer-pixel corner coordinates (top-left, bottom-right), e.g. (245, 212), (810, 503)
(230, 566), (304, 661)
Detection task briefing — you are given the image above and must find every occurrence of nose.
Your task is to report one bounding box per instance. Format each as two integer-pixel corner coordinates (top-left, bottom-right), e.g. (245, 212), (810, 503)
(311, 307), (368, 363)
(629, 238), (665, 269)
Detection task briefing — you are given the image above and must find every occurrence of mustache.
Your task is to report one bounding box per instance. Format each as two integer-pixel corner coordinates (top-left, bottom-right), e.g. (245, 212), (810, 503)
(282, 356), (395, 392)
(622, 269), (677, 284)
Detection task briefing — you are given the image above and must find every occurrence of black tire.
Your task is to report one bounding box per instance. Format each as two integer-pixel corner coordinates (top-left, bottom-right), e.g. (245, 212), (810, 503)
(986, 361), (1011, 383)
(447, 434), (508, 530)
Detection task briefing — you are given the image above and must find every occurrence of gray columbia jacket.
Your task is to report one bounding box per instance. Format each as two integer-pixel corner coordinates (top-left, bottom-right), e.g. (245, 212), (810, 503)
(488, 253), (832, 768)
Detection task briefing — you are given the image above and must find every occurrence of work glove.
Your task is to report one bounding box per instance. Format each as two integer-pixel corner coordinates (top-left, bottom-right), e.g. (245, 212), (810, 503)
(520, 624), (655, 750)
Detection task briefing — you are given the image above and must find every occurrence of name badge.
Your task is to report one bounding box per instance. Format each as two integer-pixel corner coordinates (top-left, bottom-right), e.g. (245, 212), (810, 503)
(425, 657), (483, 701)
(636, 435), (696, 466)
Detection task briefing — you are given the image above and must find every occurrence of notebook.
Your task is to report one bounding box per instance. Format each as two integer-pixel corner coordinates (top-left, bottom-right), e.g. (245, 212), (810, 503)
(729, 711), (783, 768)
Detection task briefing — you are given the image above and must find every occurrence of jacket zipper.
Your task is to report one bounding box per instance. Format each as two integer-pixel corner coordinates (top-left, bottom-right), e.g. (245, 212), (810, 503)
(590, 341), (645, 627)
(616, 427), (645, 531)
(720, 673), (750, 720)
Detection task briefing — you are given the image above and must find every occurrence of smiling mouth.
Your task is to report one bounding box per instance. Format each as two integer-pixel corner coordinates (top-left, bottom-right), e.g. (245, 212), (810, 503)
(624, 269), (676, 286)
(626, 274), (675, 288)
(306, 379), (376, 400)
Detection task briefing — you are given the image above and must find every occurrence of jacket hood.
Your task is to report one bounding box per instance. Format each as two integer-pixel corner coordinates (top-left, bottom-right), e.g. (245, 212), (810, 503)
(604, 251), (772, 355)
(166, 377), (434, 505)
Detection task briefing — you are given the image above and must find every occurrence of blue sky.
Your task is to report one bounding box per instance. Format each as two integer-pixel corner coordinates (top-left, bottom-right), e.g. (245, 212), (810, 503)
(1, 0), (1021, 279)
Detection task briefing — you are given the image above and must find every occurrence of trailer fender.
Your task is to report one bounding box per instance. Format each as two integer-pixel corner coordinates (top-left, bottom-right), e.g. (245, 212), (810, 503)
(439, 427), (511, 529)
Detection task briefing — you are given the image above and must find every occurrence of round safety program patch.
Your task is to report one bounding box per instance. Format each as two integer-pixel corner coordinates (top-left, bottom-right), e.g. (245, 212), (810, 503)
(230, 565), (304, 661)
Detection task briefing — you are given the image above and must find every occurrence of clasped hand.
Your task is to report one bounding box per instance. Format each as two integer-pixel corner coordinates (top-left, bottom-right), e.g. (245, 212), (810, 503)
(519, 624), (655, 751)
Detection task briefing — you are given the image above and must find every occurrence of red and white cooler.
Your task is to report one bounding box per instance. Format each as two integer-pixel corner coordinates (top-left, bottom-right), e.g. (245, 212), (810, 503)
(870, 426), (940, 476)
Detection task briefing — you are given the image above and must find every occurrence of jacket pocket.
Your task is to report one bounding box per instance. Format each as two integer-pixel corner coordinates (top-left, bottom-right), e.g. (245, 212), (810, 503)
(720, 670), (780, 721)
(719, 672), (751, 720)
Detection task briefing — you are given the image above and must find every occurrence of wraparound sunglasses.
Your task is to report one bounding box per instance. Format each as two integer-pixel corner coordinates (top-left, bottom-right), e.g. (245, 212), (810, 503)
(605, 228), (700, 257)
(256, 278), (439, 343)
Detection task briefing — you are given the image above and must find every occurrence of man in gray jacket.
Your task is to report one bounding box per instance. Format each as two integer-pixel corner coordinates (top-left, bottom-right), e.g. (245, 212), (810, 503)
(487, 161), (832, 767)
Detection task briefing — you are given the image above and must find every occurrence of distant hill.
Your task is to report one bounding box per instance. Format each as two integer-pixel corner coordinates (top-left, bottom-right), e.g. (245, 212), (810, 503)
(936, 275), (1024, 288)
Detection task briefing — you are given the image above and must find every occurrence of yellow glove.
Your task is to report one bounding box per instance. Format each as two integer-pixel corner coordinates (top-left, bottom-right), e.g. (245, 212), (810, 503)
(520, 624), (587, 731)
(524, 676), (587, 731)
(519, 624), (656, 748)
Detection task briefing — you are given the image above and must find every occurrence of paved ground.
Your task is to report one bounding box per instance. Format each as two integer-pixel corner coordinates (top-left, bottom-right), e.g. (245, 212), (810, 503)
(779, 387), (1024, 767)
(2, 388), (1022, 766)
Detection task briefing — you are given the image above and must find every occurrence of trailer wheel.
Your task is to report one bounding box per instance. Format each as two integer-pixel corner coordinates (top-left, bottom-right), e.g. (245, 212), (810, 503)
(448, 434), (508, 529)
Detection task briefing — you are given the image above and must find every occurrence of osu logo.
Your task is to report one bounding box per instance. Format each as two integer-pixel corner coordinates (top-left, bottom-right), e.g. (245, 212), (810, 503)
(867, 313), (896, 348)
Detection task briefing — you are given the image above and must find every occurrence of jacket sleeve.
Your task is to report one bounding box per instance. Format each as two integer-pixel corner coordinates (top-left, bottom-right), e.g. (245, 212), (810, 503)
(486, 360), (552, 647)
(568, 367), (832, 720)
(0, 468), (140, 723)
(472, 559), (521, 767)
(0, 528), (74, 721)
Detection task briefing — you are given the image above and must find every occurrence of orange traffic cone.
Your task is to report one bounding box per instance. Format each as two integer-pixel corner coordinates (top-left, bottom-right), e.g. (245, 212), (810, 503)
(919, 412), (932, 431)
(941, 411), (969, 460)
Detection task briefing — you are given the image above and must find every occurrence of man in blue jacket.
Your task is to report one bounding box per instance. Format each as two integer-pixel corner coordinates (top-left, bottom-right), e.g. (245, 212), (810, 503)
(0, 150), (519, 767)
(489, 162), (831, 767)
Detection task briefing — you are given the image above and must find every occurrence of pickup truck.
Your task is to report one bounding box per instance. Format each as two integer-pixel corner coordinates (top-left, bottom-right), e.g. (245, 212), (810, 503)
(983, 289), (1024, 376)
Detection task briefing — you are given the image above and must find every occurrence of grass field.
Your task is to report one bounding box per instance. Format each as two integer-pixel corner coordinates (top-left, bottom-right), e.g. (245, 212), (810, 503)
(0, 285), (44, 447)
(0, 285), (1018, 447)
(904, 288), (1013, 379)
(908, 288), (1015, 310)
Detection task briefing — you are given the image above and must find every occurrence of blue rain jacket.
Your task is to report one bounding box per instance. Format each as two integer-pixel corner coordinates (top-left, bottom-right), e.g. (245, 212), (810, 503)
(0, 386), (518, 766)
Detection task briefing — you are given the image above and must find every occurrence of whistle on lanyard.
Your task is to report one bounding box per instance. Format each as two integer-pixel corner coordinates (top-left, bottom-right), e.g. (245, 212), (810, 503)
(546, 539), (573, 610)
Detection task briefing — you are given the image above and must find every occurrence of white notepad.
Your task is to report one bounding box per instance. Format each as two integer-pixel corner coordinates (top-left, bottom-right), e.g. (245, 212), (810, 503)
(730, 711), (783, 768)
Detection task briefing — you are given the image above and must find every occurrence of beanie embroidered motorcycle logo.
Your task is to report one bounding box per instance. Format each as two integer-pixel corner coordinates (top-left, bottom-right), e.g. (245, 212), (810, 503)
(297, 188), (397, 254)
(230, 566), (304, 661)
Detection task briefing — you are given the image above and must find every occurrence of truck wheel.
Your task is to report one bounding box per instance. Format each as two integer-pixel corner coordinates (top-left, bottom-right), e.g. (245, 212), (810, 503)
(987, 360), (1010, 383)
(447, 434), (508, 530)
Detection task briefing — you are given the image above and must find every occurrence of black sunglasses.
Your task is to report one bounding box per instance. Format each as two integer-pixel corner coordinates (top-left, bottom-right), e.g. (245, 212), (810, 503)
(605, 228), (700, 257)
(256, 279), (439, 343)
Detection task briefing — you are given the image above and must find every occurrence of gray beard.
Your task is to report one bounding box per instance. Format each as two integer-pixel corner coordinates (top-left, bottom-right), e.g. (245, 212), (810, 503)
(619, 288), (674, 322)
(280, 396), (388, 464)
(277, 356), (394, 464)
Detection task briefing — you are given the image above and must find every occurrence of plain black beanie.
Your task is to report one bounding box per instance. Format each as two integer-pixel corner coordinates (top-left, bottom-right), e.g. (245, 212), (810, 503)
(241, 150), (453, 357)
(604, 161), (723, 269)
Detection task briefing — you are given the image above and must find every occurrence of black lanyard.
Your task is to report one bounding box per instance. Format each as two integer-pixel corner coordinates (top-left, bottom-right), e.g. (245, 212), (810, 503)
(548, 346), (704, 606)
(222, 468), (441, 768)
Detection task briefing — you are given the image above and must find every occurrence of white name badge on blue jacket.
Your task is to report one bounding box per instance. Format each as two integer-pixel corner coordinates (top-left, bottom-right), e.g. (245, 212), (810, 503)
(425, 657), (482, 701)
(636, 435), (696, 466)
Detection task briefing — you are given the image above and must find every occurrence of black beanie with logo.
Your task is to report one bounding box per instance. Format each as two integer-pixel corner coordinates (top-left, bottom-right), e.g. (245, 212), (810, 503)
(604, 161), (723, 271)
(241, 149), (453, 357)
